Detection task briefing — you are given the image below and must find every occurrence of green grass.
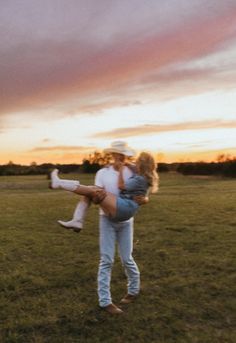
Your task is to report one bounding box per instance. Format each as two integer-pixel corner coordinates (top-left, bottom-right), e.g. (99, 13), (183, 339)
(0, 173), (235, 343)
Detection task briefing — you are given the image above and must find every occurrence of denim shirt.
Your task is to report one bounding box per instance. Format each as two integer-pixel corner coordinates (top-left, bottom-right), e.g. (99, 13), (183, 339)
(120, 174), (149, 199)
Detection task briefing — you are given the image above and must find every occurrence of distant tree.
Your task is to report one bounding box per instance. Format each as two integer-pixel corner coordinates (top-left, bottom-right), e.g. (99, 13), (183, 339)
(177, 156), (236, 178)
(81, 151), (112, 173)
(88, 151), (112, 165)
(216, 154), (231, 163)
(157, 163), (169, 172)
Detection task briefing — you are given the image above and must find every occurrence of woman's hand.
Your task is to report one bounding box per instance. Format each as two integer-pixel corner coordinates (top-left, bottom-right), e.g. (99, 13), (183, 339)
(118, 165), (125, 190)
(133, 195), (149, 205)
(116, 161), (124, 171)
(124, 162), (137, 173)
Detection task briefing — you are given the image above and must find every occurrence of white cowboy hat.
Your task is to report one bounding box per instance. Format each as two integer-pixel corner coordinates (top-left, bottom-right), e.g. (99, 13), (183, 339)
(103, 141), (136, 157)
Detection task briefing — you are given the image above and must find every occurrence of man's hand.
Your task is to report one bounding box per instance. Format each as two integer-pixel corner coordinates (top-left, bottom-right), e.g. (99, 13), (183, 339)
(133, 195), (149, 206)
(92, 188), (107, 204)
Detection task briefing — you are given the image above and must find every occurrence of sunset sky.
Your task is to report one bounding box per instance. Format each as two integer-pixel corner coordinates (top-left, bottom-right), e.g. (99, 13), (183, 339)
(1, 0), (236, 164)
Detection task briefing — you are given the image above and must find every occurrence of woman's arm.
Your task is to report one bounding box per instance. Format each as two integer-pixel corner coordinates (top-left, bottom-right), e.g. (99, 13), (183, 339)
(118, 166), (126, 190)
(133, 195), (149, 205)
(125, 162), (137, 173)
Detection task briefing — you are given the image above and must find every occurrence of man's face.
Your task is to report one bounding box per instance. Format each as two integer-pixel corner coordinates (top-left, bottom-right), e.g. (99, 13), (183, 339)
(112, 153), (126, 163)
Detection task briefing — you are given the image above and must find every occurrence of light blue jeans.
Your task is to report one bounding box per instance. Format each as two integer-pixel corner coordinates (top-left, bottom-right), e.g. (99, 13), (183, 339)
(97, 215), (140, 307)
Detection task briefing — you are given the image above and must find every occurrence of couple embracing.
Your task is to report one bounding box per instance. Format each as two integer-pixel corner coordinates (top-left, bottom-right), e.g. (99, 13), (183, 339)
(50, 141), (159, 315)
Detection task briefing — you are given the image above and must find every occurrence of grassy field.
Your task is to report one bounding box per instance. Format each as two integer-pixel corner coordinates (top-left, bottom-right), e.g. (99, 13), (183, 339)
(0, 173), (235, 343)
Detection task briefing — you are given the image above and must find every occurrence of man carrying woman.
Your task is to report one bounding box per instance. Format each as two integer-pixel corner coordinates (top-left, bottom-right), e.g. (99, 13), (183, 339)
(50, 141), (158, 314)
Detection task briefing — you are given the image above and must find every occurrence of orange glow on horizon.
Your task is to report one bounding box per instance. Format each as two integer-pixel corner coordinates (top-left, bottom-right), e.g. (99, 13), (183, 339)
(1, 148), (235, 166)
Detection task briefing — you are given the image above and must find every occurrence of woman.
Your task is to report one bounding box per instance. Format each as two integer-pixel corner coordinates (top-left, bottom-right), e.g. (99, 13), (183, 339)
(50, 152), (158, 222)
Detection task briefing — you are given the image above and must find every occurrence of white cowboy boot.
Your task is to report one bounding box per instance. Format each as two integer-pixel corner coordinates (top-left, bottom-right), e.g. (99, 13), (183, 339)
(58, 198), (90, 232)
(50, 169), (80, 191)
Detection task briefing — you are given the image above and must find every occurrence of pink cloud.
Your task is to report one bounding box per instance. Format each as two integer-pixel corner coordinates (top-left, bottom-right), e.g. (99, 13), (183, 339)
(0, 1), (236, 119)
(30, 145), (96, 152)
(93, 120), (236, 139)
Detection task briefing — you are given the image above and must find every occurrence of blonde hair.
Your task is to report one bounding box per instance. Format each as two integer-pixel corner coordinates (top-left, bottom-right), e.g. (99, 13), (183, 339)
(136, 152), (159, 193)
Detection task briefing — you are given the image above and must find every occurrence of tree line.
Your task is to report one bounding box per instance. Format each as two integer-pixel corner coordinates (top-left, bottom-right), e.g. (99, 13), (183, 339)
(0, 152), (112, 176)
(0, 153), (235, 178)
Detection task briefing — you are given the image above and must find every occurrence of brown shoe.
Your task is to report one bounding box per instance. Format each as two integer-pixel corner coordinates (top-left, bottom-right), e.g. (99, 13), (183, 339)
(102, 303), (124, 315)
(120, 294), (138, 304)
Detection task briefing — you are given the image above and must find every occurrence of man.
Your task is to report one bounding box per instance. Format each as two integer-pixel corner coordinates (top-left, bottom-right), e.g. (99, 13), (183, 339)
(58, 141), (148, 314)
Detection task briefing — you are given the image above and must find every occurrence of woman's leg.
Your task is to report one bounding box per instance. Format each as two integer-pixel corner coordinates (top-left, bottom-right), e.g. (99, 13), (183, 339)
(50, 169), (100, 196)
(58, 196), (91, 231)
(74, 187), (117, 218)
(97, 193), (117, 217)
(50, 169), (117, 217)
